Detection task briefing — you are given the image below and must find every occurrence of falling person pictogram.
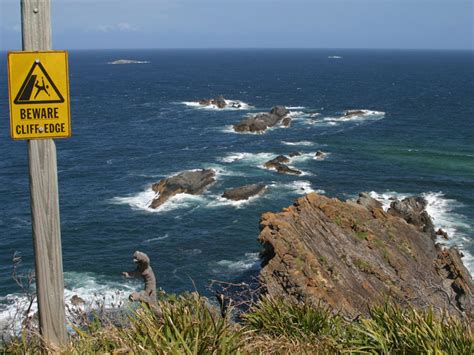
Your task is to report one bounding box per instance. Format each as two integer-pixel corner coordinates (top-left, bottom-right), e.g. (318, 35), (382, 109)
(34, 77), (50, 99)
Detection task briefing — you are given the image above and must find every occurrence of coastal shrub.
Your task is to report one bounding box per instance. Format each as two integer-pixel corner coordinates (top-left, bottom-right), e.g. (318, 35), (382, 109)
(1, 293), (244, 354)
(243, 296), (345, 340)
(2, 294), (472, 354)
(352, 302), (474, 354)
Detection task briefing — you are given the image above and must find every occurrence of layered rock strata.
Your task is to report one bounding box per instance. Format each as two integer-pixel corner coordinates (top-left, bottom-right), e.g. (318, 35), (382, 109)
(258, 192), (473, 318)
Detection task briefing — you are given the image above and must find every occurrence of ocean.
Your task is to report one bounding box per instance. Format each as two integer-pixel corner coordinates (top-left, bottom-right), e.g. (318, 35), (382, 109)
(0, 49), (473, 325)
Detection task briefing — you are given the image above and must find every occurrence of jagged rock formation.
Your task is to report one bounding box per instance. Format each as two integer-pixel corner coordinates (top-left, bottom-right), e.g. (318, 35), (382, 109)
(387, 196), (435, 236)
(264, 155), (302, 175)
(234, 106), (290, 133)
(258, 192), (473, 318)
(149, 169), (215, 209)
(222, 184), (267, 201)
(198, 95), (227, 109)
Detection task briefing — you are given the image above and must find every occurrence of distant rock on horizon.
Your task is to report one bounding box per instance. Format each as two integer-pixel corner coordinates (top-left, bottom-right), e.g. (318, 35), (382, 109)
(108, 59), (150, 65)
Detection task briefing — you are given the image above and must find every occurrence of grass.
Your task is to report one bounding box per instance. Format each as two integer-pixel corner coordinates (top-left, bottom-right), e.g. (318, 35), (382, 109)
(354, 257), (374, 273)
(355, 231), (369, 240)
(2, 294), (472, 354)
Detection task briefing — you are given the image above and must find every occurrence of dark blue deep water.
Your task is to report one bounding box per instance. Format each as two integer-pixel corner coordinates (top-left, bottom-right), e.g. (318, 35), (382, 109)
(1, 49), (473, 321)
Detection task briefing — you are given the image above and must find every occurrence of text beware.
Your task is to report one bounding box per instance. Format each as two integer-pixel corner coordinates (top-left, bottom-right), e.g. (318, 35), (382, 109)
(20, 107), (59, 119)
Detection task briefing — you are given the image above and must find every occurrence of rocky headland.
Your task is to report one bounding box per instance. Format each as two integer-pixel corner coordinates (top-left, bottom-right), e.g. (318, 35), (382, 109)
(149, 169), (215, 209)
(258, 192), (473, 319)
(234, 106), (290, 133)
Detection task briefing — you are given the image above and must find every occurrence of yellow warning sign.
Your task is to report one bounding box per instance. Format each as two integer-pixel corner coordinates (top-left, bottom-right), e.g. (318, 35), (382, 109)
(8, 51), (71, 139)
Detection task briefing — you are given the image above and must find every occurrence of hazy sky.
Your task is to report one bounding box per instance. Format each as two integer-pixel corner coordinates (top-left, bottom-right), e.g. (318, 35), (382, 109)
(1, 0), (472, 50)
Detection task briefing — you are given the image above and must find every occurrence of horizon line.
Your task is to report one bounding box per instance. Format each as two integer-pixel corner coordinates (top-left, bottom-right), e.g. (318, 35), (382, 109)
(1, 47), (473, 52)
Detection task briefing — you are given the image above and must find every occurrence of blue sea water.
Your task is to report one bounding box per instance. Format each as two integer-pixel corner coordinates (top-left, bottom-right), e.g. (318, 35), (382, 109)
(0, 49), (473, 322)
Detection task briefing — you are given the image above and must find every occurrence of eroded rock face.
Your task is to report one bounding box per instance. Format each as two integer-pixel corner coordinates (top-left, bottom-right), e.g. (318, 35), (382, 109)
(258, 192), (473, 318)
(149, 169), (215, 209)
(222, 184), (267, 201)
(388, 196), (435, 236)
(233, 106), (290, 133)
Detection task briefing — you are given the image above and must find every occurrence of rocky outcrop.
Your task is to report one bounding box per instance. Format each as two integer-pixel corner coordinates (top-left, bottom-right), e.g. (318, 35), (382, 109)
(233, 106), (290, 133)
(343, 109), (367, 118)
(315, 151), (327, 160)
(258, 192), (473, 319)
(199, 95), (227, 109)
(149, 169), (215, 209)
(222, 184), (267, 201)
(264, 155), (302, 176)
(388, 196), (436, 236)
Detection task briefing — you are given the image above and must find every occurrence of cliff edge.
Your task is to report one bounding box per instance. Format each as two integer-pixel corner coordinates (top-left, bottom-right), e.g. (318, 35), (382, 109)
(258, 192), (473, 318)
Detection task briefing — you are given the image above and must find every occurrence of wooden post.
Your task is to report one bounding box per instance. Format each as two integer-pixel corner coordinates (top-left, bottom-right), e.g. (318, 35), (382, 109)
(21, 0), (68, 347)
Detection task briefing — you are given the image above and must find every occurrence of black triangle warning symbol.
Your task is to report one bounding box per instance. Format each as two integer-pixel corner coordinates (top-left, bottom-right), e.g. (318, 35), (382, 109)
(14, 60), (64, 105)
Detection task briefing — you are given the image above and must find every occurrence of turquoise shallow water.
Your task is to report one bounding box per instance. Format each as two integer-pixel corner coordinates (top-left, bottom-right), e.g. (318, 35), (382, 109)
(0, 49), (473, 321)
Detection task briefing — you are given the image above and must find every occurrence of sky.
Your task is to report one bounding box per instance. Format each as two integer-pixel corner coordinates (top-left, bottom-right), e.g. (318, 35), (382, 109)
(0, 0), (473, 50)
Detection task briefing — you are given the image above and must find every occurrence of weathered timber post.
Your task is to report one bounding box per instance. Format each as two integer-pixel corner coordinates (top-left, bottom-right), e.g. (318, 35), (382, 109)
(20, 0), (68, 347)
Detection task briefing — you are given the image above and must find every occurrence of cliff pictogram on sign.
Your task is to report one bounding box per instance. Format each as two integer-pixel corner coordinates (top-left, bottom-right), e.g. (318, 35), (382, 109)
(14, 60), (64, 104)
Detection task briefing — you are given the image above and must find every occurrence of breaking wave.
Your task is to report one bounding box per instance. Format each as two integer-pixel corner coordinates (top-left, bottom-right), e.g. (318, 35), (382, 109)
(182, 100), (253, 110)
(212, 252), (260, 275)
(281, 140), (316, 146)
(369, 191), (473, 275)
(111, 188), (208, 213)
(0, 272), (137, 335)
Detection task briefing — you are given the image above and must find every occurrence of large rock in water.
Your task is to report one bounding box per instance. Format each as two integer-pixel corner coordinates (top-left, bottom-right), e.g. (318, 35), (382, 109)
(222, 184), (267, 201)
(258, 192), (473, 318)
(198, 95), (227, 109)
(233, 106), (290, 133)
(264, 155), (302, 175)
(343, 109), (367, 118)
(149, 169), (215, 209)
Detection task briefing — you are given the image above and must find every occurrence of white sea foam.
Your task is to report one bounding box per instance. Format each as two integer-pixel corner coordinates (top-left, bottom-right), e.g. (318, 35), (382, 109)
(144, 233), (169, 243)
(207, 187), (267, 209)
(219, 152), (275, 165)
(213, 252), (260, 275)
(369, 191), (473, 275)
(182, 99), (253, 110)
(281, 140), (315, 146)
(286, 106), (306, 109)
(111, 188), (208, 213)
(291, 152), (328, 162)
(111, 169), (219, 213)
(328, 56), (343, 59)
(219, 152), (317, 176)
(324, 110), (385, 123)
(0, 272), (136, 335)
(270, 180), (324, 196)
